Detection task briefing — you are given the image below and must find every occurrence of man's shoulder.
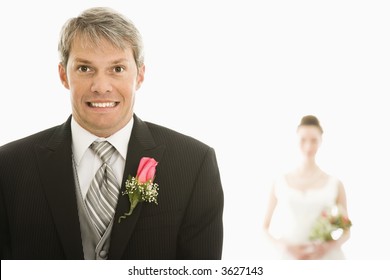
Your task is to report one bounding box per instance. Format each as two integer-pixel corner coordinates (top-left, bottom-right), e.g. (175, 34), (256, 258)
(0, 124), (64, 156)
(144, 121), (212, 151)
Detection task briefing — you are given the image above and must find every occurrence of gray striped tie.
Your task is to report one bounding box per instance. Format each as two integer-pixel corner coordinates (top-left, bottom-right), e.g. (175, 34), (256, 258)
(85, 141), (120, 237)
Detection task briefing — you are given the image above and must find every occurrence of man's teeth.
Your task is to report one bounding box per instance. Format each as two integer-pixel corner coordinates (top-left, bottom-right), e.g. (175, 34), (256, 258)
(90, 102), (116, 108)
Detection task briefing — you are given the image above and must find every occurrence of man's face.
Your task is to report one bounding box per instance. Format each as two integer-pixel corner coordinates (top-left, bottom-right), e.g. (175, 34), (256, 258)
(59, 36), (144, 137)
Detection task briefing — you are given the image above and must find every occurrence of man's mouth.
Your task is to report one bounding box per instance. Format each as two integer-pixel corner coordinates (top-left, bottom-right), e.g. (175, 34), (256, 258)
(87, 102), (118, 108)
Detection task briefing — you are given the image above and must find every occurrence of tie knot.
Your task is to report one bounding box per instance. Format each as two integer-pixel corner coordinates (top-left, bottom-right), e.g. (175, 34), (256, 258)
(90, 141), (116, 163)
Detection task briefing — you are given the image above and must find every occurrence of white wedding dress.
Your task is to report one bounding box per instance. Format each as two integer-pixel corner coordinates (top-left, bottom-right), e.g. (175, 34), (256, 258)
(271, 175), (345, 259)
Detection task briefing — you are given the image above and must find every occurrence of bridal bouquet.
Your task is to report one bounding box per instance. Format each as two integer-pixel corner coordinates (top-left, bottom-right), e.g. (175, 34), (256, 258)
(309, 205), (352, 242)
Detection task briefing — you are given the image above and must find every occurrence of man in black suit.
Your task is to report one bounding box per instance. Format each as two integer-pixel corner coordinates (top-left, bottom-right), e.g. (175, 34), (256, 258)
(0, 7), (223, 260)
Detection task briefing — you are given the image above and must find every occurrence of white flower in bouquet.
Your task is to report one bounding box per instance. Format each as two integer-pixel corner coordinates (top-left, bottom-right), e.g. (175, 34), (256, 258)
(309, 205), (352, 242)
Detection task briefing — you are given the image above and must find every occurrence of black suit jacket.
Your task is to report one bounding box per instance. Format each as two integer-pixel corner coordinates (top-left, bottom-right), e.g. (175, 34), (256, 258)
(0, 115), (223, 259)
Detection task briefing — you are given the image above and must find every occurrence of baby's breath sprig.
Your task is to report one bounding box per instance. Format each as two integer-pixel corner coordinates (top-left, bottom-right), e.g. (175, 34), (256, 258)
(118, 175), (159, 223)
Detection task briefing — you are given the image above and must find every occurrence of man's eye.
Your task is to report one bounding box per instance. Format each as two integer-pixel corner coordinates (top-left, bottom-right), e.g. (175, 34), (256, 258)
(78, 66), (90, 72)
(114, 66), (124, 73)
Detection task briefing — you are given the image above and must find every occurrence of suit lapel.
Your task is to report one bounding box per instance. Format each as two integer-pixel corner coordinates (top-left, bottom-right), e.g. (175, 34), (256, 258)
(35, 116), (84, 259)
(109, 115), (166, 259)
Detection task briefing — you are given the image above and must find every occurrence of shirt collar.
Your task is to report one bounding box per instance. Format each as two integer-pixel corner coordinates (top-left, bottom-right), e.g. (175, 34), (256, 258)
(71, 116), (134, 165)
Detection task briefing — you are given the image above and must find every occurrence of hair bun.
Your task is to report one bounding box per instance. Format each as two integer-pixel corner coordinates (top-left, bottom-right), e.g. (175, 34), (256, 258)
(298, 115), (323, 133)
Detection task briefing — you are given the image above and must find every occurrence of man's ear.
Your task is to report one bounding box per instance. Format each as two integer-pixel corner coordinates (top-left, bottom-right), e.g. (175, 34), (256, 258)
(136, 64), (145, 90)
(58, 63), (70, 89)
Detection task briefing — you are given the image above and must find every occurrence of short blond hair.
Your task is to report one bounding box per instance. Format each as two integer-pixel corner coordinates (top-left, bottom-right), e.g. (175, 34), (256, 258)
(58, 7), (144, 69)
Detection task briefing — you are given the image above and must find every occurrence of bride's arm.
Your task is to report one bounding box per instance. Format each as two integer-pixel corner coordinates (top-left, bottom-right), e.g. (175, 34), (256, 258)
(262, 184), (279, 246)
(327, 181), (351, 246)
(308, 181), (351, 259)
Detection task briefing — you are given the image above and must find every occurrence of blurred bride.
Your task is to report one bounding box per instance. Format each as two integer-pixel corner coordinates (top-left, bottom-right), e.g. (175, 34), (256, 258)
(263, 115), (351, 259)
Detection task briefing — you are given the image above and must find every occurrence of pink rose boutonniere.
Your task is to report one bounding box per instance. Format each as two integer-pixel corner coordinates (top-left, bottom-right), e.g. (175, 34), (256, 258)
(118, 157), (159, 223)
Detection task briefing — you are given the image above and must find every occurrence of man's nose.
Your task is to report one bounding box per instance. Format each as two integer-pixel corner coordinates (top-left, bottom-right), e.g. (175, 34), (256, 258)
(90, 72), (113, 94)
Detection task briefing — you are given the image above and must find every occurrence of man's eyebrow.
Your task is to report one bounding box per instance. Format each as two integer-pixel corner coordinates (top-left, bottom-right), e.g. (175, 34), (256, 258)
(73, 58), (92, 64)
(111, 59), (130, 64)
(72, 58), (130, 64)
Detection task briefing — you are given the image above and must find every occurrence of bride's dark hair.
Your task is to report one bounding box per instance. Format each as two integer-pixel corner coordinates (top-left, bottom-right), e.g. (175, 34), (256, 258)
(298, 115), (323, 134)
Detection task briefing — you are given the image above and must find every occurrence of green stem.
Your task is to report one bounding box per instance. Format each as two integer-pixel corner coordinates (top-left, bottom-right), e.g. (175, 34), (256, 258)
(118, 197), (139, 223)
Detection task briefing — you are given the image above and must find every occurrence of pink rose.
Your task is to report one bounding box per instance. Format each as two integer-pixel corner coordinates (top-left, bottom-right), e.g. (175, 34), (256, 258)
(136, 157), (158, 183)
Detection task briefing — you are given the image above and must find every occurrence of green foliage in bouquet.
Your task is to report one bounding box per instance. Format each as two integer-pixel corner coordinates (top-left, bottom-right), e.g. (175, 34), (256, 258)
(309, 205), (352, 242)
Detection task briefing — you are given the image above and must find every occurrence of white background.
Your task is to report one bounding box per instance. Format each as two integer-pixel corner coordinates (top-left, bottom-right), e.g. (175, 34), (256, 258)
(1, 0), (389, 260)
(2, 260), (390, 280)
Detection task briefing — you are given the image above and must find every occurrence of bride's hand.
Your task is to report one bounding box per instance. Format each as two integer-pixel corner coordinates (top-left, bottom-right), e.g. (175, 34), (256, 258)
(305, 241), (335, 259)
(284, 243), (315, 260)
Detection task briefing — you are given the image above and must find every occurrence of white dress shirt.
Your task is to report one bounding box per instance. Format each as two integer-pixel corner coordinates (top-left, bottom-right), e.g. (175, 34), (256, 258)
(71, 117), (133, 199)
